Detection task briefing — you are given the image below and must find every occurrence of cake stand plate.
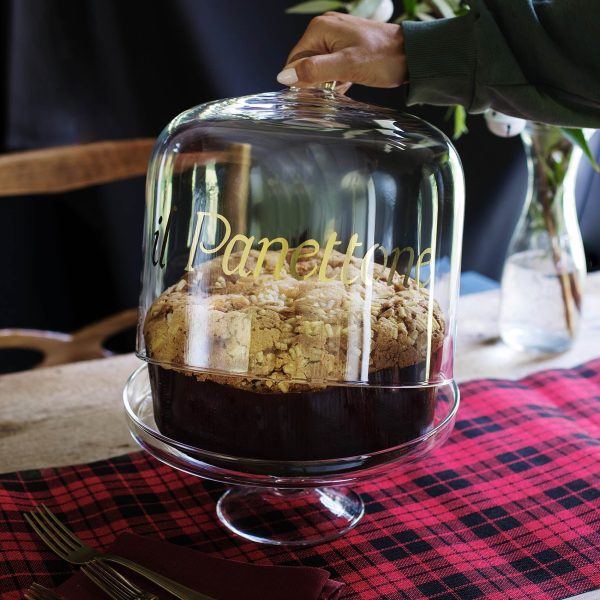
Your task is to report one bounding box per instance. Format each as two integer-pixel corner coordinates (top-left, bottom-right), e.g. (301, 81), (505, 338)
(124, 364), (459, 545)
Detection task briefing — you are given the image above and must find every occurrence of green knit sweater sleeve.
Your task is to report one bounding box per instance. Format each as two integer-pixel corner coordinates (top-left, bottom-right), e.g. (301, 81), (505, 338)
(402, 0), (600, 127)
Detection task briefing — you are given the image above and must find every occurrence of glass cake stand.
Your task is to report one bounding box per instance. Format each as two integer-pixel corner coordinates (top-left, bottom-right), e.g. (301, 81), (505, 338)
(123, 364), (460, 546)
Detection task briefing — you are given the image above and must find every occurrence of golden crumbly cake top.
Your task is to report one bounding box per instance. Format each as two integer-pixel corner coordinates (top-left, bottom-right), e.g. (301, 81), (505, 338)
(144, 249), (445, 392)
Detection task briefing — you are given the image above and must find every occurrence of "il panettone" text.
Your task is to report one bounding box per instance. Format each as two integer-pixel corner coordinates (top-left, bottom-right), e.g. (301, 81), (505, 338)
(155, 210), (432, 288)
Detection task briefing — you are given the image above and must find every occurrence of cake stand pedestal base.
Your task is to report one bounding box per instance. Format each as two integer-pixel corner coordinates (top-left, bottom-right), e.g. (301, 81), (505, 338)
(216, 486), (365, 546)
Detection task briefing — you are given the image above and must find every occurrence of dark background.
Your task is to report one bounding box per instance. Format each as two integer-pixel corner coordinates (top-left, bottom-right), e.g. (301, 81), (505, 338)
(1, 0), (598, 359)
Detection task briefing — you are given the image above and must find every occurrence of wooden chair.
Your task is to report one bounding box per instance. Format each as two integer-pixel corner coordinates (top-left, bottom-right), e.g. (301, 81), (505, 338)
(0, 139), (153, 369)
(0, 138), (251, 370)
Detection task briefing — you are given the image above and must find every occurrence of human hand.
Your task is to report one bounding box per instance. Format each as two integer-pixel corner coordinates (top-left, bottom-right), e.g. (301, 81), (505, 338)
(277, 12), (406, 91)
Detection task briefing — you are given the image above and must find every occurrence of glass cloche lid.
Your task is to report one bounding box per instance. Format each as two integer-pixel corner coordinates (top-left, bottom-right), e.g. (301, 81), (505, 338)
(136, 86), (463, 464)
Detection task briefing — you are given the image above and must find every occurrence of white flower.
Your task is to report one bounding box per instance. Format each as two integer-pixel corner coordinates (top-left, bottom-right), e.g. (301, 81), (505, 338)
(484, 110), (527, 138)
(367, 0), (395, 22)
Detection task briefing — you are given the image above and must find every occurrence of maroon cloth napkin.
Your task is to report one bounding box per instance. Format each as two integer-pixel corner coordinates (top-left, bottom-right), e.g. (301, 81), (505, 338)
(57, 532), (343, 600)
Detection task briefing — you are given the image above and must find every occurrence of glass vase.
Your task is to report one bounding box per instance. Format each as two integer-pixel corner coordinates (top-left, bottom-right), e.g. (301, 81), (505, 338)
(499, 123), (587, 353)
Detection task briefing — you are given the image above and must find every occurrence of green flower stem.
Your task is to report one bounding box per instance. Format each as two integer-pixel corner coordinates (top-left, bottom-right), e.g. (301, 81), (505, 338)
(530, 125), (581, 335)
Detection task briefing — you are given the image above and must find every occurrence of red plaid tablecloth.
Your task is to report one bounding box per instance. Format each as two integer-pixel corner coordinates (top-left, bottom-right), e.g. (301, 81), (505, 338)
(1, 359), (599, 599)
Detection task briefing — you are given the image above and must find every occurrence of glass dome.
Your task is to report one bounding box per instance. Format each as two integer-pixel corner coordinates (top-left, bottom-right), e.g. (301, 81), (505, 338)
(132, 87), (464, 544)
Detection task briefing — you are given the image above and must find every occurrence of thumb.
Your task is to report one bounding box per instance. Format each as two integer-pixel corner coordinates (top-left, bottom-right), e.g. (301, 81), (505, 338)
(277, 52), (348, 87)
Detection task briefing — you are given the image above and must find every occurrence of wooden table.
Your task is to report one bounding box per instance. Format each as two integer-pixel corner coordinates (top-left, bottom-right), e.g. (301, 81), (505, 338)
(2, 272), (599, 474)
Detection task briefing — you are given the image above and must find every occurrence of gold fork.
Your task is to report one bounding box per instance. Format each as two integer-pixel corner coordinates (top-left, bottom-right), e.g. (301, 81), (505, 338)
(25, 505), (216, 600)
(23, 583), (65, 600)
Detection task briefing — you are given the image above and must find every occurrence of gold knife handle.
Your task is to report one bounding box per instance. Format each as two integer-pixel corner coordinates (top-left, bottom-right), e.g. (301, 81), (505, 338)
(104, 554), (217, 600)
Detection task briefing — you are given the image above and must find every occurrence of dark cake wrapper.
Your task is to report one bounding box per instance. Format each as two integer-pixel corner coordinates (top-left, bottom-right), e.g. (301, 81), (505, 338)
(148, 355), (441, 462)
